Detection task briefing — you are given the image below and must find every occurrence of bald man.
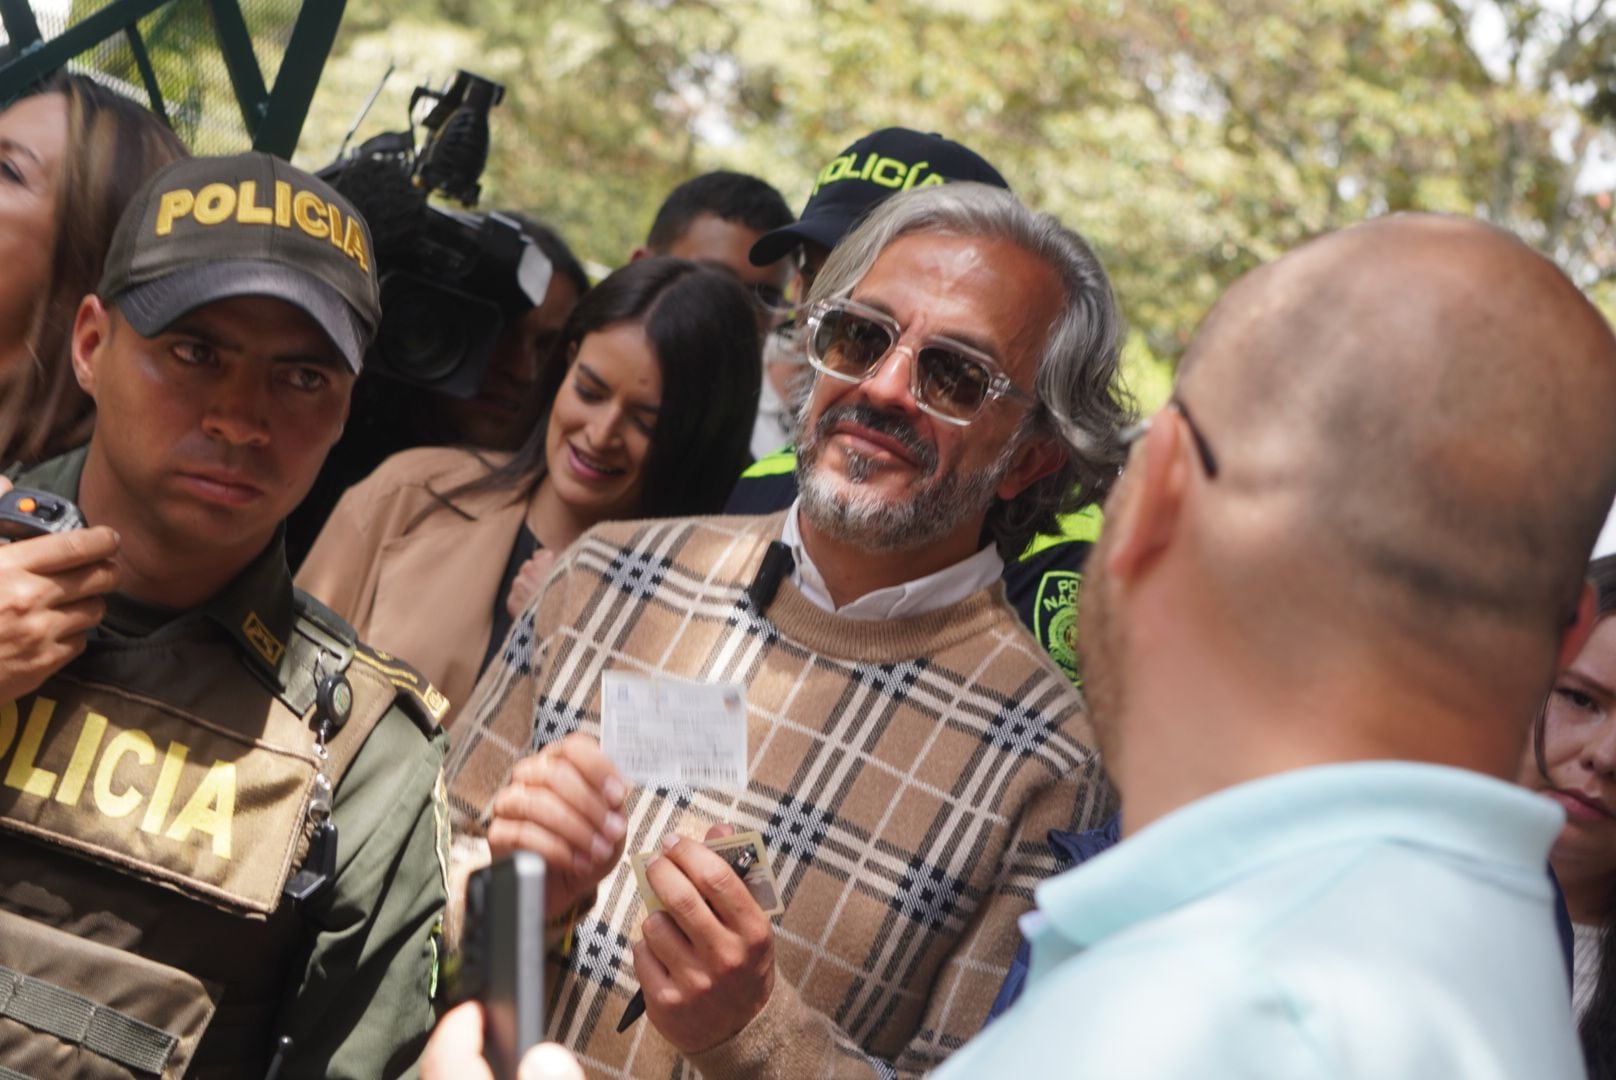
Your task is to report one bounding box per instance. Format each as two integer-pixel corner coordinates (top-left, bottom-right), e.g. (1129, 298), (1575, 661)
(936, 214), (1616, 1079)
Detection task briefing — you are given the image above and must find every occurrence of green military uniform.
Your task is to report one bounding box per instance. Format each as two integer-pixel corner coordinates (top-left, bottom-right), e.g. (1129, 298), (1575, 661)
(0, 448), (450, 1079)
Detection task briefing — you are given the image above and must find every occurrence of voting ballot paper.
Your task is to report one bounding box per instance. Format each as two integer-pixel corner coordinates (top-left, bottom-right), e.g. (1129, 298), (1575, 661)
(600, 671), (748, 789)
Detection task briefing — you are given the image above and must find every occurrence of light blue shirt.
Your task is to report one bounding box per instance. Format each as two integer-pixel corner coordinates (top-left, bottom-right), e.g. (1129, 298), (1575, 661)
(933, 762), (1582, 1079)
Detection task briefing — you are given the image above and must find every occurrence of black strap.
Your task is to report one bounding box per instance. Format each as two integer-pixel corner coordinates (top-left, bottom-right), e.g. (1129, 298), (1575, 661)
(0, 964), (177, 1075)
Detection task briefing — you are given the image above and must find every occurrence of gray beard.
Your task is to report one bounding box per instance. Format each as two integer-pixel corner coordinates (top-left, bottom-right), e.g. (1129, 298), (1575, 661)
(795, 400), (1016, 553)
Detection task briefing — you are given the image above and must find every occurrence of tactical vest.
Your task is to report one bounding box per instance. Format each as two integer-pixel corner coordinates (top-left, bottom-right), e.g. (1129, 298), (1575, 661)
(0, 601), (444, 1079)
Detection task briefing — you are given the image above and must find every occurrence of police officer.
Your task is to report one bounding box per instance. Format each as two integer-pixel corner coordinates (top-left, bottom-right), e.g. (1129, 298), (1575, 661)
(0, 153), (449, 1079)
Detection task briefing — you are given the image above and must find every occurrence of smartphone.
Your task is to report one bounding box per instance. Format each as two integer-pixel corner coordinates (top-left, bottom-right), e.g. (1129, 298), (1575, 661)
(461, 852), (546, 1080)
(0, 488), (84, 542)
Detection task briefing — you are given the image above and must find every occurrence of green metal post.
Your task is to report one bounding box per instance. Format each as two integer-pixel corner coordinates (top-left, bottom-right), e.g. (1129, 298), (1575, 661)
(0, 0), (42, 52)
(206, 0), (270, 136)
(0, 0), (343, 159)
(123, 24), (169, 127)
(252, 0), (347, 157)
(0, 0), (172, 103)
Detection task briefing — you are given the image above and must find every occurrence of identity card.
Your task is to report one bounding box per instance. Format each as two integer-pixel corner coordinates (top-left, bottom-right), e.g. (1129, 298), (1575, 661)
(600, 671), (748, 789)
(630, 830), (785, 917)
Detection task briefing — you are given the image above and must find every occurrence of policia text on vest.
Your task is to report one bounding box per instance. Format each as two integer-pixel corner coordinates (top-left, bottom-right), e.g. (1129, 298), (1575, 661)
(2, 681), (270, 869)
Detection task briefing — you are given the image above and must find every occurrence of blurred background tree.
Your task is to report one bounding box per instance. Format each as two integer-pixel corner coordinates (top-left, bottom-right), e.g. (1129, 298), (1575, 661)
(296, 0), (1616, 403)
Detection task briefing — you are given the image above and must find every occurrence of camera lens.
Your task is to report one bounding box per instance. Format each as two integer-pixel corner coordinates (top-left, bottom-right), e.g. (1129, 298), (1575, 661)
(378, 283), (470, 384)
(373, 273), (503, 397)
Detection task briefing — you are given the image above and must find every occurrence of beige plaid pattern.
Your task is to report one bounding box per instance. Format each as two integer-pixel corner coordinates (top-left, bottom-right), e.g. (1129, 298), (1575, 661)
(447, 514), (1113, 1079)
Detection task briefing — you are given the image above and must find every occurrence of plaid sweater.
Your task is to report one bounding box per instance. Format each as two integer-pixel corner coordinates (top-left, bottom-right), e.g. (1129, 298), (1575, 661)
(446, 513), (1113, 1079)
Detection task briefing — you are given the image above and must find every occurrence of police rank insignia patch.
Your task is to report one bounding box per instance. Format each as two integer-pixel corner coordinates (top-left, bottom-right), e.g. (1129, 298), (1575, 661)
(242, 612), (286, 665)
(1033, 570), (1083, 687)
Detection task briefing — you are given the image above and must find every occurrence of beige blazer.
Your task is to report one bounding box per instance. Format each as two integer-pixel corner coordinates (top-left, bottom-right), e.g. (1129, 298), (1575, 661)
(296, 446), (538, 728)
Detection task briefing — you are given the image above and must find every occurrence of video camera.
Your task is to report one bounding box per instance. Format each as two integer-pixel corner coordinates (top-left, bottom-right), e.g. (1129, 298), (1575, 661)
(317, 70), (551, 399)
(285, 69), (553, 569)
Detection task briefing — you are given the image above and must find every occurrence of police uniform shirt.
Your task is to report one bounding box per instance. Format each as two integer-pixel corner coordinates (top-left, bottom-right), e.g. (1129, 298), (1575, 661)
(0, 447), (449, 1080)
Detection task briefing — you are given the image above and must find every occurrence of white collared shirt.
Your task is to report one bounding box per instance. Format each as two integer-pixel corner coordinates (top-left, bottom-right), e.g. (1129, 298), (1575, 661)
(780, 499), (1004, 620)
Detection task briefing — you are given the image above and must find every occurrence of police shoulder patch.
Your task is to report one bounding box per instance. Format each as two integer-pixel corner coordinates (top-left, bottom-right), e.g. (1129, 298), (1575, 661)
(1033, 570), (1084, 687)
(352, 646), (450, 733)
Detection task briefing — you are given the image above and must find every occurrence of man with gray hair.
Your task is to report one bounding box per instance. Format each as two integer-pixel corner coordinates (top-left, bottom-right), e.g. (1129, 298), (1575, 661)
(443, 183), (1125, 1077)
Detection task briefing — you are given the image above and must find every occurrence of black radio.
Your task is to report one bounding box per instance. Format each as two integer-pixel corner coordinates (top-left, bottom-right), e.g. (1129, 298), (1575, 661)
(0, 488), (85, 542)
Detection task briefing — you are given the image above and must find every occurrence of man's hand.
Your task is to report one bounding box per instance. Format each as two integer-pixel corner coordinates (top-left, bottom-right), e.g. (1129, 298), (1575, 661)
(0, 478), (119, 701)
(487, 733), (628, 929)
(506, 549), (558, 620)
(633, 826), (775, 1054)
(422, 1001), (584, 1080)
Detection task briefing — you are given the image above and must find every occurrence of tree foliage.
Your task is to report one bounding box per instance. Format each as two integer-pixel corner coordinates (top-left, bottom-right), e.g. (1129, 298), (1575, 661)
(298, 0), (1616, 394)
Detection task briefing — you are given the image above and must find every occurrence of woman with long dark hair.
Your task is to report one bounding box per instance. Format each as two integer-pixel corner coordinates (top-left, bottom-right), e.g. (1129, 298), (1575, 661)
(1527, 554), (1616, 1076)
(298, 256), (761, 726)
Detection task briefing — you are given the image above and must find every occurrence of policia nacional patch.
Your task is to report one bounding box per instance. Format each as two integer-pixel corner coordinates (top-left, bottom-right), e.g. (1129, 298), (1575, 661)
(1033, 570), (1083, 687)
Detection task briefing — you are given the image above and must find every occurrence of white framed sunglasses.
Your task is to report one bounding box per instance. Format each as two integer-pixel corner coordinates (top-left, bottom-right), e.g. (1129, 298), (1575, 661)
(802, 297), (1034, 426)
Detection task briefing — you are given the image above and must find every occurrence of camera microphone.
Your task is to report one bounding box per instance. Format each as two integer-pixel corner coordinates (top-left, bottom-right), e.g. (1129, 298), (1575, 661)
(416, 72), (503, 205)
(325, 154), (426, 266)
(418, 104), (489, 205)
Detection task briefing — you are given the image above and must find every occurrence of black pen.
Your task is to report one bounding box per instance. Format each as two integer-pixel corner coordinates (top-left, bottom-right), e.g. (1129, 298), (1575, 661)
(617, 845), (758, 1033)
